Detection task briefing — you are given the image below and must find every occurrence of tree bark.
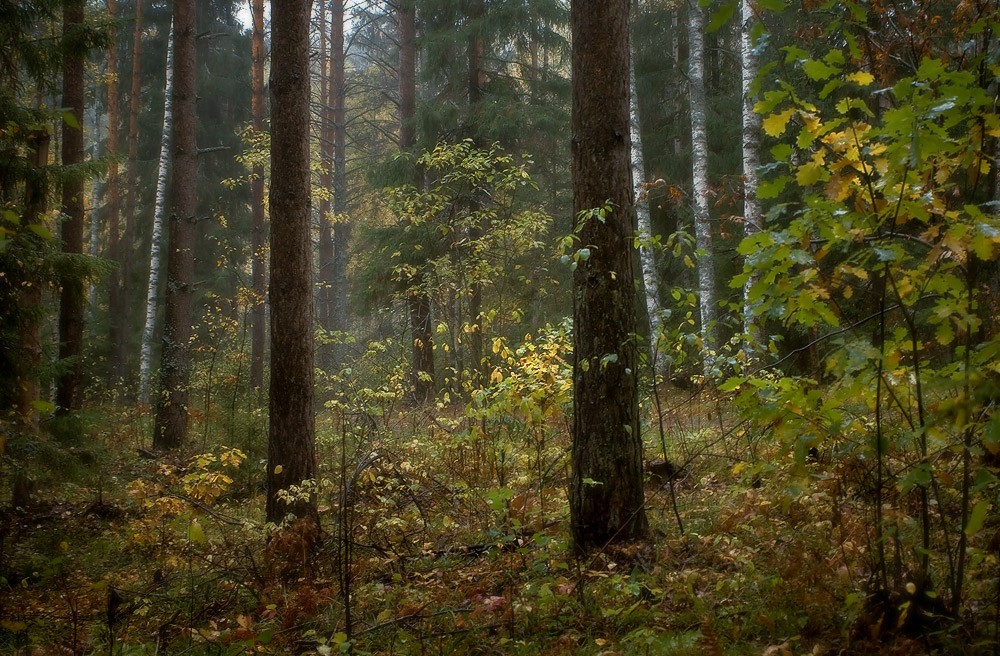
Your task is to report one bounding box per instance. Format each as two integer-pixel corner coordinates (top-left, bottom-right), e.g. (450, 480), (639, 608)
(687, 0), (718, 370)
(121, 0), (144, 388)
(740, 0), (763, 356)
(330, 0), (350, 370)
(139, 23), (173, 405)
(153, 0), (197, 450)
(267, 0), (317, 524)
(250, 0), (266, 391)
(56, 0), (87, 414)
(630, 54), (662, 357)
(16, 130), (50, 434)
(106, 0), (125, 386)
(317, 0), (334, 371)
(398, 0), (435, 401)
(466, 0), (485, 387)
(570, 0), (648, 553)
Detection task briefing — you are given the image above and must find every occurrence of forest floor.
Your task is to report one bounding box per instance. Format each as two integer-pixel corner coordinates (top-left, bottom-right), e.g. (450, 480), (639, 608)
(0, 389), (994, 655)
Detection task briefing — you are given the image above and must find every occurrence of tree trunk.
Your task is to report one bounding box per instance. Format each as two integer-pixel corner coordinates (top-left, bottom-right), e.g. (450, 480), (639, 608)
(398, 0), (435, 401)
(56, 0), (87, 414)
(740, 0), (763, 356)
(16, 130), (50, 434)
(466, 0), (485, 387)
(121, 0), (144, 388)
(139, 24), (173, 405)
(106, 0), (125, 386)
(630, 54), (661, 357)
(153, 0), (197, 451)
(249, 0), (266, 391)
(687, 0), (718, 370)
(317, 0), (334, 371)
(267, 0), (317, 524)
(330, 0), (350, 370)
(570, 0), (648, 553)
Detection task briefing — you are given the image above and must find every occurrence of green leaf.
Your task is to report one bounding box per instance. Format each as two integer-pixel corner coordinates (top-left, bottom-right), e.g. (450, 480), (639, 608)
(188, 518), (207, 545)
(758, 176), (790, 199)
(718, 377), (745, 392)
(706, 0), (738, 33)
(802, 59), (840, 81)
(965, 501), (990, 537)
(28, 224), (53, 240)
(62, 110), (80, 130)
(758, 0), (786, 10)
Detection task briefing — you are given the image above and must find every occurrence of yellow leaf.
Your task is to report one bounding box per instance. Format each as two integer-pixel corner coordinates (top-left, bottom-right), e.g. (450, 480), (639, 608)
(846, 71), (875, 86)
(797, 162), (824, 186)
(762, 109), (796, 137)
(273, 464), (283, 475)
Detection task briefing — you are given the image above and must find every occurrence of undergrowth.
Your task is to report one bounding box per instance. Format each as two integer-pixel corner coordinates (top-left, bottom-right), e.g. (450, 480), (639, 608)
(1, 334), (998, 655)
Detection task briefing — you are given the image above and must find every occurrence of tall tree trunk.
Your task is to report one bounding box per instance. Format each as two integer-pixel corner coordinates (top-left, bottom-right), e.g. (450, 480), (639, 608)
(465, 0), (486, 387)
(267, 0), (317, 524)
(569, 0), (648, 553)
(106, 0), (125, 386)
(121, 0), (144, 387)
(17, 130), (50, 434)
(316, 0), (334, 371)
(687, 0), (717, 371)
(56, 0), (87, 414)
(740, 0), (762, 357)
(139, 24), (173, 405)
(153, 0), (197, 451)
(330, 0), (350, 370)
(249, 0), (266, 390)
(630, 54), (661, 357)
(398, 0), (435, 401)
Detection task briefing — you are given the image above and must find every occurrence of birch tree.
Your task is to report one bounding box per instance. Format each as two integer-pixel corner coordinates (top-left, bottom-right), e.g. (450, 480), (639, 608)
(153, 0), (197, 450)
(138, 25), (173, 404)
(687, 0), (718, 370)
(740, 0), (762, 355)
(630, 53), (662, 357)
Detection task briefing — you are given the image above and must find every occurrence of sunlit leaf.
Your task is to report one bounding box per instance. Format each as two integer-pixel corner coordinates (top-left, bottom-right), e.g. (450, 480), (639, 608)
(763, 109), (795, 137)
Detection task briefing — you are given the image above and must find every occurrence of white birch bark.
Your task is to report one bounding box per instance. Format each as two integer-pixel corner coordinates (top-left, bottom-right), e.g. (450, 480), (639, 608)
(688, 0), (718, 369)
(741, 0), (763, 357)
(139, 23), (174, 403)
(630, 57), (662, 356)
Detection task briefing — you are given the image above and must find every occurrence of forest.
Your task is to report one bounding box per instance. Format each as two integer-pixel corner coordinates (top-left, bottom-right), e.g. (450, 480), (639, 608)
(2, 0), (1000, 653)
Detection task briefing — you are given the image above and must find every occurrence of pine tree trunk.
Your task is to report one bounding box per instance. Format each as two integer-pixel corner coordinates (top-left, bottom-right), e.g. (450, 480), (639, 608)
(249, 0), (266, 391)
(153, 0), (197, 450)
(570, 0), (648, 553)
(466, 0), (485, 387)
(316, 0), (334, 371)
(106, 0), (125, 386)
(630, 55), (662, 356)
(330, 0), (350, 370)
(398, 0), (435, 402)
(139, 25), (173, 405)
(121, 0), (144, 388)
(687, 0), (718, 370)
(56, 0), (87, 414)
(17, 130), (50, 434)
(267, 0), (317, 524)
(740, 0), (763, 356)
